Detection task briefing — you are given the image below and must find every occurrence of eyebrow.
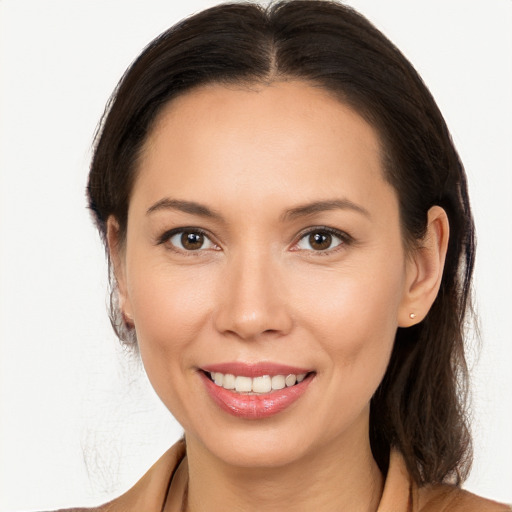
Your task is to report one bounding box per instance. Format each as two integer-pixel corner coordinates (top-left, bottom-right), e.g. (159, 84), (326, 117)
(146, 198), (222, 220)
(281, 199), (371, 221)
(146, 197), (370, 222)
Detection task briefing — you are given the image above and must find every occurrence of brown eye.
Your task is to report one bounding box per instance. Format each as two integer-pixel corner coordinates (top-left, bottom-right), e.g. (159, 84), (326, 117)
(181, 231), (204, 250)
(296, 228), (346, 252)
(308, 232), (332, 251)
(167, 230), (216, 251)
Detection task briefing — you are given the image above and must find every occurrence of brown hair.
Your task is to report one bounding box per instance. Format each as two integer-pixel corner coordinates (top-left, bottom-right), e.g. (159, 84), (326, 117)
(88, 0), (474, 486)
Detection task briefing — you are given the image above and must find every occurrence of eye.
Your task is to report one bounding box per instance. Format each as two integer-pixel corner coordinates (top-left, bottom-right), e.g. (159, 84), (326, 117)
(295, 228), (348, 252)
(162, 229), (218, 252)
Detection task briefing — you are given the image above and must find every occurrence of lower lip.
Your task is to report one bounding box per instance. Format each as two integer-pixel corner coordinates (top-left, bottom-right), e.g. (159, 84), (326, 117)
(200, 371), (314, 420)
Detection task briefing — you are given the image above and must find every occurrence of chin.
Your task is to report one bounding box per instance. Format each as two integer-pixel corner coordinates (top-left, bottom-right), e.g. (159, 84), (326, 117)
(188, 420), (317, 469)
(216, 437), (310, 469)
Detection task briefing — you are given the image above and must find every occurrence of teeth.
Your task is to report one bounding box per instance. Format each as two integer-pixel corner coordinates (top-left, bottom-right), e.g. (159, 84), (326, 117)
(209, 371), (308, 393)
(271, 375), (286, 390)
(223, 373), (235, 390)
(235, 376), (252, 392)
(252, 375), (272, 393)
(285, 374), (296, 387)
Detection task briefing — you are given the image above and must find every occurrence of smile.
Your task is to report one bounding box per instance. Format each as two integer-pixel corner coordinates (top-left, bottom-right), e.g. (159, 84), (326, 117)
(207, 371), (307, 394)
(200, 363), (315, 419)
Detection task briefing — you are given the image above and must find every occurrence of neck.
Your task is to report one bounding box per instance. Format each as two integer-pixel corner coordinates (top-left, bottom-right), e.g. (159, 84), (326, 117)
(181, 419), (383, 512)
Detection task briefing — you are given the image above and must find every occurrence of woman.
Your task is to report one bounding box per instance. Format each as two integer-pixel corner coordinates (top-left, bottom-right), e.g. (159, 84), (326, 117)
(7, 0), (507, 510)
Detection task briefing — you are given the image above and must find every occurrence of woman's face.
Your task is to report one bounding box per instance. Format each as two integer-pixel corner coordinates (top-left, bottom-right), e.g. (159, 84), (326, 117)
(114, 81), (418, 468)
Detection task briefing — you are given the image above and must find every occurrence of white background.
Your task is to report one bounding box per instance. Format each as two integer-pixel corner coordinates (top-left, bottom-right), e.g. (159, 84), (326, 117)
(0, 0), (511, 510)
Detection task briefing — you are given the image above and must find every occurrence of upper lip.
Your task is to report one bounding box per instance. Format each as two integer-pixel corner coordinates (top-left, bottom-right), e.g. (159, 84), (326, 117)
(201, 362), (313, 378)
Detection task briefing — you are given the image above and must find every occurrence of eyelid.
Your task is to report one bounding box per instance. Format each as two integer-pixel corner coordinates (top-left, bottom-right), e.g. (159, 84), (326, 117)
(291, 226), (354, 253)
(155, 225), (352, 254)
(156, 227), (220, 252)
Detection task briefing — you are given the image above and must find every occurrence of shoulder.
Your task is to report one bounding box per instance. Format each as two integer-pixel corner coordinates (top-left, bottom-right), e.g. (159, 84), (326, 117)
(417, 484), (511, 512)
(40, 439), (187, 512)
(41, 509), (101, 512)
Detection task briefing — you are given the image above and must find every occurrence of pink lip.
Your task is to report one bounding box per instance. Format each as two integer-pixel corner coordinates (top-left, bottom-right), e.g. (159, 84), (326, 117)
(199, 362), (315, 420)
(202, 362), (311, 378)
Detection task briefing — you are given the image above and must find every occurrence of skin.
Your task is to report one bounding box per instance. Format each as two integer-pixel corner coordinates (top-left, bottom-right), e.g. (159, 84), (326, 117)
(108, 81), (449, 512)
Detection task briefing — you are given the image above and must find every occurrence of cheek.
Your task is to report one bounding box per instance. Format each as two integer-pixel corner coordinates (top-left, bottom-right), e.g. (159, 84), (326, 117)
(291, 257), (404, 373)
(124, 260), (220, 428)
(297, 263), (404, 430)
(125, 259), (216, 364)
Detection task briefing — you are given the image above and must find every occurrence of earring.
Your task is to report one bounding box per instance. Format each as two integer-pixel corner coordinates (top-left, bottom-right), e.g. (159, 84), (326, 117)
(409, 313), (416, 319)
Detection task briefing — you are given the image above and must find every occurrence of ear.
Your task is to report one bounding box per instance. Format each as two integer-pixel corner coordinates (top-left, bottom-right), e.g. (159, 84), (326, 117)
(398, 206), (449, 327)
(106, 216), (133, 323)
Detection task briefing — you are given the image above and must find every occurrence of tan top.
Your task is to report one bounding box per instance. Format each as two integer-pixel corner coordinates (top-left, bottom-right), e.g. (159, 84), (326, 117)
(55, 440), (511, 512)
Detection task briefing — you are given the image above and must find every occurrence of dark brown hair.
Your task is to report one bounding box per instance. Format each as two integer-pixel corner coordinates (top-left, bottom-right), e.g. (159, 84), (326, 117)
(88, 0), (474, 487)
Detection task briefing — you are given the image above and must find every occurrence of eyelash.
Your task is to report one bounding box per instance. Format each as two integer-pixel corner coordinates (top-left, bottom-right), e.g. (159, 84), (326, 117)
(156, 227), (219, 255)
(156, 226), (353, 255)
(292, 226), (353, 255)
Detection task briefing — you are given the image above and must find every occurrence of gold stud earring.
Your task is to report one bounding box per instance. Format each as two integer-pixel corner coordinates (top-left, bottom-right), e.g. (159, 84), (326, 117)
(409, 313), (416, 319)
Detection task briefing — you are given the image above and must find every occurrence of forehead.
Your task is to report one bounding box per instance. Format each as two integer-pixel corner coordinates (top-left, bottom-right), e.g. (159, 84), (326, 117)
(134, 81), (394, 216)
(146, 80), (382, 158)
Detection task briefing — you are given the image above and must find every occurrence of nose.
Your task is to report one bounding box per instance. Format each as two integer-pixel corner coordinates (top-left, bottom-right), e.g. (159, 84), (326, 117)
(213, 250), (293, 341)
